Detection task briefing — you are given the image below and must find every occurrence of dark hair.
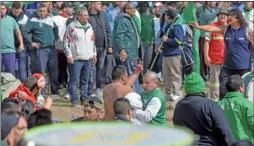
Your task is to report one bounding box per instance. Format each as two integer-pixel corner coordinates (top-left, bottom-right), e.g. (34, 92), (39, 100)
(12, 2), (22, 9)
(228, 8), (247, 27)
(1, 3), (8, 9)
(231, 140), (254, 146)
(138, 2), (149, 7)
(23, 76), (38, 91)
(1, 98), (20, 114)
(123, 3), (133, 13)
(112, 65), (127, 81)
(21, 100), (35, 117)
(167, 2), (178, 8)
(113, 98), (131, 115)
(28, 108), (53, 129)
(226, 75), (244, 92)
(38, 4), (47, 9)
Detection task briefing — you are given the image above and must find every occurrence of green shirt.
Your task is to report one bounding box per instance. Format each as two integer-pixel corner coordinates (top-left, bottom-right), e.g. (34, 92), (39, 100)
(218, 92), (254, 144)
(1, 15), (19, 54)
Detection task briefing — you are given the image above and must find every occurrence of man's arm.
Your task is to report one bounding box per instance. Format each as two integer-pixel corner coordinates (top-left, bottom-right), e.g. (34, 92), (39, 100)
(189, 22), (226, 34)
(53, 21), (59, 41)
(63, 25), (73, 58)
(134, 97), (161, 123)
(126, 64), (143, 87)
(163, 25), (184, 48)
(22, 20), (33, 46)
(204, 33), (211, 66)
(247, 28), (254, 51)
(211, 103), (235, 146)
(15, 29), (24, 51)
(104, 14), (113, 48)
(245, 101), (254, 131)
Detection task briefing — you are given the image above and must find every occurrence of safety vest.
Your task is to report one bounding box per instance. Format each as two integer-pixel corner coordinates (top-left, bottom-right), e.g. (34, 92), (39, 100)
(209, 21), (226, 64)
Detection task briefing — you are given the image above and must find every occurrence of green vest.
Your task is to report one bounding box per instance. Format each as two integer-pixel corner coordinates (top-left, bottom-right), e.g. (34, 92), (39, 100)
(141, 88), (167, 126)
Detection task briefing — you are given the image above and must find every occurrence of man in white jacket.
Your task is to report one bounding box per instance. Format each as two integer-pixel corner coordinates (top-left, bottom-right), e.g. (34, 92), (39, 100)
(63, 6), (97, 107)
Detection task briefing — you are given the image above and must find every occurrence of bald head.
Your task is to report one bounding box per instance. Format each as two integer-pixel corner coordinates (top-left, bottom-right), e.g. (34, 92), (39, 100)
(143, 72), (159, 93)
(144, 71), (158, 83)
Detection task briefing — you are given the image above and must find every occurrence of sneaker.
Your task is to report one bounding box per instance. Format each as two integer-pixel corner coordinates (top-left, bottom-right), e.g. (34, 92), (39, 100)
(165, 93), (174, 101)
(63, 93), (70, 99)
(157, 72), (164, 82)
(172, 95), (182, 101)
(90, 93), (97, 97)
(51, 94), (61, 101)
(70, 104), (81, 108)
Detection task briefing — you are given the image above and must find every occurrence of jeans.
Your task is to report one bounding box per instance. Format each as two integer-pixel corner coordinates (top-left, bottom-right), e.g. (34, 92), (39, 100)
(141, 43), (153, 74)
(219, 66), (250, 99)
(1, 53), (16, 76)
(57, 52), (68, 85)
(89, 47), (107, 94)
(17, 50), (28, 82)
(122, 59), (141, 94)
(68, 60), (92, 104)
(30, 48), (59, 96)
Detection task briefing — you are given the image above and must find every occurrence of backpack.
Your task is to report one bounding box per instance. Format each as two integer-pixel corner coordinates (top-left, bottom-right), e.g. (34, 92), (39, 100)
(179, 24), (194, 68)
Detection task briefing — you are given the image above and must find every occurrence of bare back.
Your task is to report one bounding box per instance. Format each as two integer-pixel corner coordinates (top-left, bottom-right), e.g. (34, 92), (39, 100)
(103, 83), (134, 121)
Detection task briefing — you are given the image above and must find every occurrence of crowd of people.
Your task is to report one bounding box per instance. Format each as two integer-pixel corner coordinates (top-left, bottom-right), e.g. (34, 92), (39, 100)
(1, 1), (254, 146)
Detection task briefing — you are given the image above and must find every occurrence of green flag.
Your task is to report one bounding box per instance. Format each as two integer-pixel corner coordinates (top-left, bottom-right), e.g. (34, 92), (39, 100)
(182, 2), (201, 74)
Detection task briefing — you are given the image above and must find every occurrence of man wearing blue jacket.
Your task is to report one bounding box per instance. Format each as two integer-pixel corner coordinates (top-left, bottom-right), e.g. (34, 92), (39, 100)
(162, 9), (184, 101)
(22, 4), (60, 98)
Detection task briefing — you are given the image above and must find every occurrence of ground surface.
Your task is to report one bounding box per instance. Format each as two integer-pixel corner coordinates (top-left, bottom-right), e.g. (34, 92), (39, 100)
(50, 82), (179, 127)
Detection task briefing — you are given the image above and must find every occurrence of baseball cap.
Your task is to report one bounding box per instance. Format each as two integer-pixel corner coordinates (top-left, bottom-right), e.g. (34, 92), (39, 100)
(61, 2), (72, 9)
(83, 97), (103, 110)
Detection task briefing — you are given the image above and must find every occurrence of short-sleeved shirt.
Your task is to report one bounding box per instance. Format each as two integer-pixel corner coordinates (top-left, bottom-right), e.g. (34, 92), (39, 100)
(1, 15), (19, 54)
(204, 32), (211, 41)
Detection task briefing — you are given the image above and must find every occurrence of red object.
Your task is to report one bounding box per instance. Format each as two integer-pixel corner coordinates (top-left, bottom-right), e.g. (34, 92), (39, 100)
(8, 73), (44, 110)
(209, 21), (226, 64)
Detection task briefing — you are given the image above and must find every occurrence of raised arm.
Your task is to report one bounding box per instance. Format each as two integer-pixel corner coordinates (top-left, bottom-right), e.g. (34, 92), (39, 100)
(189, 21), (226, 34)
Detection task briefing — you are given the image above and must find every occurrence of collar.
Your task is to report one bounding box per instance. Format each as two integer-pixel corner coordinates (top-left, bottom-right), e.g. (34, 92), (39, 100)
(59, 12), (70, 18)
(224, 91), (245, 98)
(114, 114), (131, 122)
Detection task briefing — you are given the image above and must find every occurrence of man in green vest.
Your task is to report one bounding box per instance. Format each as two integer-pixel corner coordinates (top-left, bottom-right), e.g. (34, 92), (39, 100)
(133, 71), (167, 126)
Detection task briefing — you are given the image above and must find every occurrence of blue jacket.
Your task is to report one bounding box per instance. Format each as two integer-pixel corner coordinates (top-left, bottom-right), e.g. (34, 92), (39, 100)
(162, 24), (184, 57)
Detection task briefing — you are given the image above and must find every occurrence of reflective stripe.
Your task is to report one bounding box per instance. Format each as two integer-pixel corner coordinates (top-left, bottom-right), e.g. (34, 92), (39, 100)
(212, 36), (224, 40)
(208, 82), (220, 87)
(175, 37), (182, 45)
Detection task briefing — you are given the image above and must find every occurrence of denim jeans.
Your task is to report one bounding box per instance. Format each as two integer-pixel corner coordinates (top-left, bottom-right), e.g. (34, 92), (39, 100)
(88, 47), (107, 94)
(122, 59), (141, 94)
(141, 43), (153, 74)
(1, 53), (16, 76)
(68, 60), (92, 104)
(17, 49), (28, 82)
(30, 48), (59, 96)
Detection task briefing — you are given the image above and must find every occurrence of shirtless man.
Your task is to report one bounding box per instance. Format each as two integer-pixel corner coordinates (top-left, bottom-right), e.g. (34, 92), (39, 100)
(103, 65), (143, 121)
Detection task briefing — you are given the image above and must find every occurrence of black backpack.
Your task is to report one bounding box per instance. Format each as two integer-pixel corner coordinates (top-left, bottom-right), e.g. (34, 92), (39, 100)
(179, 24), (195, 69)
